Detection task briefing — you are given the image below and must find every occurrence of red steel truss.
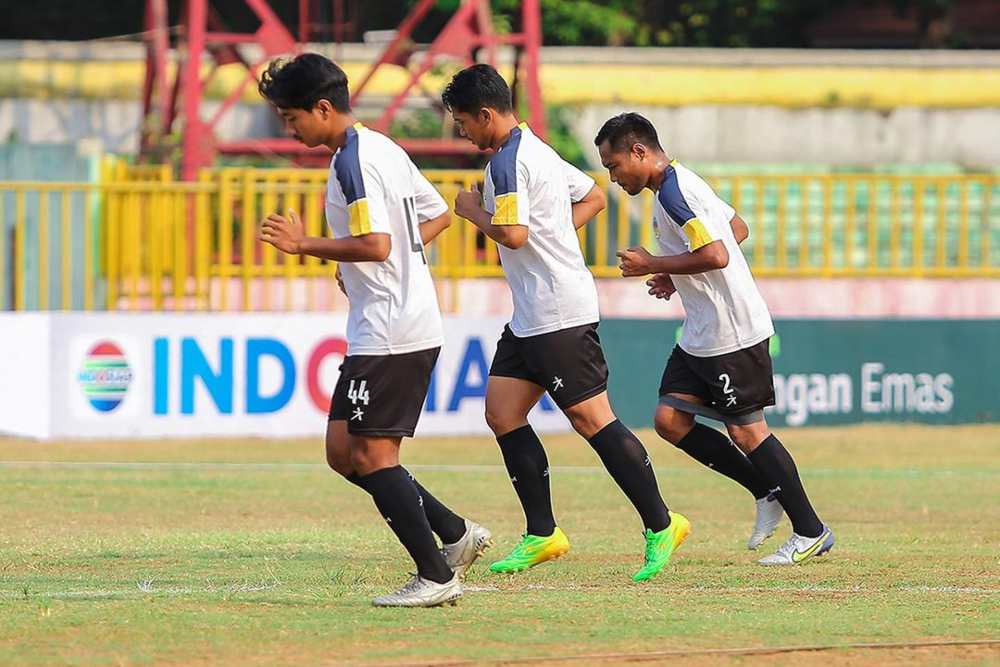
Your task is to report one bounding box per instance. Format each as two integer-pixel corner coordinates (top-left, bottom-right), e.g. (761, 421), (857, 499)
(140, 0), (545, 177)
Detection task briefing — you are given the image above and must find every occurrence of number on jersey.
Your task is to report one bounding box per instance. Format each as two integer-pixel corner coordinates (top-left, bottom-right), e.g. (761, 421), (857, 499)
(402, 196), (427, 264)
(348, 379), (370, 405)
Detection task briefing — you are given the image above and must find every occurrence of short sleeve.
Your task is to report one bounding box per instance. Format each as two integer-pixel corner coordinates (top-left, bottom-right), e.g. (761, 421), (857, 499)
(409, 162), (449, 222)
(333, 132), (390, 236)
(486, 135), (530, 227)
(658, 167), (722, 252)
(561, 160), (596, 202)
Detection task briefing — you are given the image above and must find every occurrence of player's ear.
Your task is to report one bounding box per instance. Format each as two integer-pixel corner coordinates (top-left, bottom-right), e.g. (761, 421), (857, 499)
(632, 142), (647, 162)
(315, 99), (333, 118)
(478, 107), (493, 126)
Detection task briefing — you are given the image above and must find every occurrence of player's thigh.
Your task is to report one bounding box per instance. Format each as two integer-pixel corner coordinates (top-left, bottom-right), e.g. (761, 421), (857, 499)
(690, 339), (775, 420)
(654, 393), (701, 444)
(562, 390), (616, 440)
(484, 375), (545, 436)
(520, 323), (609, 411)
(325, 419), (354, 476)
(350, 435), (403, 476)
(342, 348), (439, 439)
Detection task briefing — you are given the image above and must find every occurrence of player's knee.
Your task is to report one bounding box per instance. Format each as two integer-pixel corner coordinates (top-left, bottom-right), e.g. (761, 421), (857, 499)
(654, 406), (690, 445)
(348, 445), (375, 474)
(726, 424), (766, 453)
(485, 406), (518, 436)
(325, 447), (354, 477)
(566, 410), (605, 440)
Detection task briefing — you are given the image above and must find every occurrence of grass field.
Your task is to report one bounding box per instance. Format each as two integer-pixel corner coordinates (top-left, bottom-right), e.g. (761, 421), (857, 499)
(1, 424), (997, 666)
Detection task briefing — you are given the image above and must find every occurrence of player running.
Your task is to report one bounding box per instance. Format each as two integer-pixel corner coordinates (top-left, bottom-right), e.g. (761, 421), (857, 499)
(443, 64), (690, 582)
(595, 112), (834, 564)
(258, 54), (491, 606)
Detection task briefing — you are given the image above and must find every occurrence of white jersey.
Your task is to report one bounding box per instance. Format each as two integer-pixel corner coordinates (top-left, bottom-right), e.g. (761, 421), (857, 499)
(482, 123), (600, 337)
(652, 160), (774, 357)
(325, 123), (447, 355)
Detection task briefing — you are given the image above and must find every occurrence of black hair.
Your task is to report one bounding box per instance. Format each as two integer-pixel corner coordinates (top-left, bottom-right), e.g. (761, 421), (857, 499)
(594, 112), (663, 153)
(441, 63), (513, 115)
(258, 53), (350, 112)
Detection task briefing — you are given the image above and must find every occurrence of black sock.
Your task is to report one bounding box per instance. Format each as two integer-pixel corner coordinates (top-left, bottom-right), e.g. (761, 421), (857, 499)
(404, 469), (467, 545)
(748, 435), (824, 538)
(588, 420), (670, 532)
(355, 466), (454, 584)
(347, 471), (466, 545)
(496, 425), (556, 537)
(675, 424), (771, 500)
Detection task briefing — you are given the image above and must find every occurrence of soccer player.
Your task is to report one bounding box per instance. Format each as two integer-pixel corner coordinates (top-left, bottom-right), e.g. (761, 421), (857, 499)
(258, 54), (492, 606)
(594, 112), (834, 565)
(442, 64), (690, 582)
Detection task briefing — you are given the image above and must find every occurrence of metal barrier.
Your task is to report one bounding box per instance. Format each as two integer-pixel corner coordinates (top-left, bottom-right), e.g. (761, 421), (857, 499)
(1, 167), (997, 311)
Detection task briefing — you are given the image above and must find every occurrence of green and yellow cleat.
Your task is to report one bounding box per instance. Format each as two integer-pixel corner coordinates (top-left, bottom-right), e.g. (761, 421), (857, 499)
(632, 511), (691, 582)
(488, 527), (570, 574)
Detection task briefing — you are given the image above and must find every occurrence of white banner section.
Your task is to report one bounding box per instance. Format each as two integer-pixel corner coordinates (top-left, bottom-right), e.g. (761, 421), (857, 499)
(1, 313), (570, 440)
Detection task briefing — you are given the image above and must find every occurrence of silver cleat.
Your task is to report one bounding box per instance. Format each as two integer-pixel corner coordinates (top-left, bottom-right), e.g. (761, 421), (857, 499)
(747, 495), (784, 550)
(372, 573), (463, 608)
(441, 519), (494, 578)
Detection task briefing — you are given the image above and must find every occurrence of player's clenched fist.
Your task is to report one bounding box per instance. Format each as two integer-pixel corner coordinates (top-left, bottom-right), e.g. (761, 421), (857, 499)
(454, 184), (483, 221)
(616, 246), (655, 277)
(260, 209), (305, 255)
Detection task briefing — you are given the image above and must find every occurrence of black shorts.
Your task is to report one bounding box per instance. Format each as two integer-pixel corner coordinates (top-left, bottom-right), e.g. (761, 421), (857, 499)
(659, 339), (775, 417)
(489, 323), (609, 410)
(329, 347), (440, 437)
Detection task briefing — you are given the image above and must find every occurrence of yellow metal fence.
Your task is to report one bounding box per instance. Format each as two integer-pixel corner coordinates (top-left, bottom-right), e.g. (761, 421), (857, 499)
(0, 168), (997, 311)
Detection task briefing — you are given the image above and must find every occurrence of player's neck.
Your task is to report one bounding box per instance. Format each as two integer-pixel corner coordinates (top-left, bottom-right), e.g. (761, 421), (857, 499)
(490, 115), (521, 151)
(324, 114), (359, 152)
(645, 154), (673, 192)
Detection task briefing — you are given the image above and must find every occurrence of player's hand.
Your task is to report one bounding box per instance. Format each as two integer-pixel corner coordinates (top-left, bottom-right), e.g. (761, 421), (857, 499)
(335, 265), (347, 297)
(646, 272), (676, 300)
(617, 246), (656, 277)
(260, 209), (305, 255)
(454, 184), (483, 221)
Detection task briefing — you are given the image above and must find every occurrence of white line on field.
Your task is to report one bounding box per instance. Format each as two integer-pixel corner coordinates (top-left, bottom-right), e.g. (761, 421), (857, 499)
(0, 460), (995, 478)
(6, 584), (996, 600)
(464, 584), (999, 594)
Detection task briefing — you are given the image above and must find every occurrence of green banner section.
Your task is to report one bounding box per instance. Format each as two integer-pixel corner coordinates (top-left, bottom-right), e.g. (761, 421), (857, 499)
(601, 319), (1000, 428)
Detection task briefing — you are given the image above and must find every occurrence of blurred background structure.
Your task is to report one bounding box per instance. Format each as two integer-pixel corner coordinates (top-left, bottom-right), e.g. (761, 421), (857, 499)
(0, 0), (997, 436)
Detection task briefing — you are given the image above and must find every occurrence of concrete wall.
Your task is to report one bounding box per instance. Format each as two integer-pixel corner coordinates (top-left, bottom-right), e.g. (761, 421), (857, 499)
(573, 105), (1000, 168)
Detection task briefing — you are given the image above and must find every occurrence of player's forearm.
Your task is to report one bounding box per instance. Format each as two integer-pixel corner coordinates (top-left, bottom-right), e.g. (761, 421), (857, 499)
(649, 242), (729, 275)
(465, 207), (525, 249)
(571, 186), (607, 229)
(419, 212), (451, 246)
(298, 234), (390, 262)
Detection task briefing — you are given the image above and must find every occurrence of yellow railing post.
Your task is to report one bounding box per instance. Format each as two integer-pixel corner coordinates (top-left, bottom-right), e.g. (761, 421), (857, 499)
(241, 170), (255, 311)
(753, 178), (765, 269)
(218, 169), (234, 312)
(196, 170), (212, 311)
(61, 190), (72, 310)
(83, 185), (94, 311)
(845, 180), (856, 270)
(14, 189), (24, 310)
(38, 191), (49, 310)
(913, 179), (925, 275)
(867, 178), (879, 271)
(959, 180), (970, 269)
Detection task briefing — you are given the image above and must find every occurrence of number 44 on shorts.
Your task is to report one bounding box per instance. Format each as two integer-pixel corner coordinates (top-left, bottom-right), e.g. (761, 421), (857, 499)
(348, 379), (371, 406)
